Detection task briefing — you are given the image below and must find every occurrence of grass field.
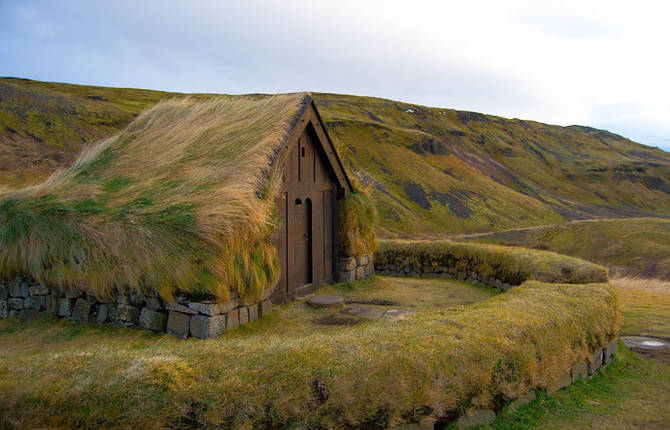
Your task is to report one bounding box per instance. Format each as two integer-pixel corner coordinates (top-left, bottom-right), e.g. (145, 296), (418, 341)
(460, 218), (670, 280)
(0, 275), (617, 429)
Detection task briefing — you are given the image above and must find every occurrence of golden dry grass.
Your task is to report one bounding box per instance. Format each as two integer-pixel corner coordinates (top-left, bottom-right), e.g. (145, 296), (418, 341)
(0, 277), (618, 429)
(0, 94), (312, 302)
(611, 277), (670, 338)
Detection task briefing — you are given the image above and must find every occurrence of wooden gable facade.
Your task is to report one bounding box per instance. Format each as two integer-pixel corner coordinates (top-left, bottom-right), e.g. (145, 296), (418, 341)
(271, 100), (351, 302)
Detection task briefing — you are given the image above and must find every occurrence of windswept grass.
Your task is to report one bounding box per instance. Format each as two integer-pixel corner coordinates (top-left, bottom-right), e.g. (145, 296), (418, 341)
(611, 277), (670, 338)
(0, 94), (312, 301)
(337, 183), (378, 257)
(0, 277), (618, 429)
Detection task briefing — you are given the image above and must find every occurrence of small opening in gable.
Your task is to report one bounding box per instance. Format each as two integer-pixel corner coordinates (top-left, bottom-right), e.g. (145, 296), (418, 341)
(295, 198), (303, 205)
(301, 147), (306, 157)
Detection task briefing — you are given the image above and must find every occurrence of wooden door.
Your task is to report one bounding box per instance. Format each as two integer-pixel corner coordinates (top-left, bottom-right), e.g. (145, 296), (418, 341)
(290, 197), (312, 289)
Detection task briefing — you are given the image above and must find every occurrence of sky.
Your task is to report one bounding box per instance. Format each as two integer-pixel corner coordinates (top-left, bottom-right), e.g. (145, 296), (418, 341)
(1, 0), (669, 151)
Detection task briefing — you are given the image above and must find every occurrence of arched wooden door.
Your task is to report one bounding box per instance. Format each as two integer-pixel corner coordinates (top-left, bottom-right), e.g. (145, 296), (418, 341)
(273, 122), (337, 301)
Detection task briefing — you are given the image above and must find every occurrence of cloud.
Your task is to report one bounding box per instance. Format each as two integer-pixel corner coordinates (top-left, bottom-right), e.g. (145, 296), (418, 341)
(0, 0), (668, 151)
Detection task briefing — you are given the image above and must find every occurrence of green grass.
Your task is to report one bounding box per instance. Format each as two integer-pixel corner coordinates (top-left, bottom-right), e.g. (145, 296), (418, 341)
(0, 276), (617, 429)
(459, 218), (670, 280)
(487, 346), (670, 429)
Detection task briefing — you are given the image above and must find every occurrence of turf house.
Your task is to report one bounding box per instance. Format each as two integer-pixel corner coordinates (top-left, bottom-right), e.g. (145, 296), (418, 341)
(0, 93), (377, 338)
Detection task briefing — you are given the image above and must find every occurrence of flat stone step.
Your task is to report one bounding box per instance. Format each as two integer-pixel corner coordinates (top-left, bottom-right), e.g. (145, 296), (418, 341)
(305, 295), (345, 308)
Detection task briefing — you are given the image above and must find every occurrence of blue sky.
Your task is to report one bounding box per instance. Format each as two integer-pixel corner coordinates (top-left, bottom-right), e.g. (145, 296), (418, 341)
(1, 0), (668, 151)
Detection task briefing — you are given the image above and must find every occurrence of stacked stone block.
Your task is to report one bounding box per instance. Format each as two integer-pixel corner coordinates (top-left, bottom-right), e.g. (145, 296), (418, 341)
(376, 263), (513, 292)
(0, 276), (275, 339)
(337, 254), (374, 283)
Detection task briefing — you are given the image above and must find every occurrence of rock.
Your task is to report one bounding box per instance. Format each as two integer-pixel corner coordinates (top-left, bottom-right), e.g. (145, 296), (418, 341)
(0, 300), (7, 318)
(65, 290), (82, 299)
(238, 307), (249, 325)
(57, 298), (73, 317)
(146, 297), (163, 311)
(546, 372), (572, 395)
(187, 299), (238, 316)
(248, 304), (259, 322)
(456, 409), (496, 428)
(358, 255), (369, 266)
(167, 311), (191, 338)
(259, 299), (273, 317)
(344, 304), (386, 320)
(495, 279), (503, 289)
(355, 266), (365, 280)
(571, 360), (588, 383)
(0, 284), (7, 300)
(588, 349), (603, 375)
(509, 390), (536, 410)
(108, 304), (118, 321)
(227, 310), (240, 329)
(306, 295), (345, 309)
(165, 301), (199, 314)
(339, 257), (356, 271)
(604, 339), (618, 364)
(117, 304), (140, 324)
(9, 279), (27, 298)
(94, 304), (109, 323)
(190, 314), (226, 339)
(364, 264), (375, 277)
(72, 298), (92, 322)
(382, 309), (416, 318)
(28, 284), (50, 295)
(501, 282), (512, 291)
(338, 270), (355, 283)
(25, 295), (46, 311)
(8, 298), (24, 310)
(45, 294), (57, 315)
(139, 308), (166, 331)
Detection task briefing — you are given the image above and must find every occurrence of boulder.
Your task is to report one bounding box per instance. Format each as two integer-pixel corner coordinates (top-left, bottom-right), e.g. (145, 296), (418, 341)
(456, 409), (496, 428)
(190, 314), (226, 339)
(338, 270), (355, 283)
(45, 294), (57, 315)
(226, 310), (240, 329)
(117, 304), (140, 324)
(8, 279), (27, 298)
(248, 304), (259, 322)
(306, 295), (345, 309)
(238, 307), (249, 325)
(259, 299), (273, 317)
(28, 284), (50, 295)
(25, 295), (46, 311)
(546, 372), (572, 395)
(357, 255), (369, 266)
(57, 298), (73, 317)
(93, 304), (110, 323)
(588, 349), (603, 375)
(187, 299), (238, 316)
(355, 266), (365, 280)
(571, 360), (588, 383)
(604, 339), (618, 364)
(71, 298), (92, 322)
(165, 301), (199, 314)
(8, 298), (24, 310)
(167, 311), (191, 339)
(139, 308), (166, 331)
(0, 284), (7, 300)
(0, 300), (7, 318)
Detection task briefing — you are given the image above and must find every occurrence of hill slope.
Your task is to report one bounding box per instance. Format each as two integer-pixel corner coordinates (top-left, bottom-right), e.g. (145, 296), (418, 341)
(2, 78), (670, 235)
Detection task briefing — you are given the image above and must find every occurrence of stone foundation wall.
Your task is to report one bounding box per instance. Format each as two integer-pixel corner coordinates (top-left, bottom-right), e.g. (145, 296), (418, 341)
(0, 277), (273, 339)
(337, 254), (374, 282)
(434, 338), (619, 429)
(376, 263), (514, 291)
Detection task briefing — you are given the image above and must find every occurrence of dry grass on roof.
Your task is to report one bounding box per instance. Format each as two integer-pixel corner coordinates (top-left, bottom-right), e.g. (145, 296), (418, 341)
(0, 93), (311, 301)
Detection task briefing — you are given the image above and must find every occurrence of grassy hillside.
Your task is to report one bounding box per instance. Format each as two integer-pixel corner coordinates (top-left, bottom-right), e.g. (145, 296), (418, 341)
(459, 218), (670, 279)
(2, 78), (670, 236)
(0, 78), (177, 186)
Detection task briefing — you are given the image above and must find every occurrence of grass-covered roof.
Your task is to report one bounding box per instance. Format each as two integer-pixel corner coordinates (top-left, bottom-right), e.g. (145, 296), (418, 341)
(0, 93), (313, 301)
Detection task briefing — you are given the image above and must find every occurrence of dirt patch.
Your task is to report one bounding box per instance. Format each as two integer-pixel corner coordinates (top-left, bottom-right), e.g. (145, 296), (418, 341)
(622, 336), (670, 366)
(402, 182), (431, 210)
